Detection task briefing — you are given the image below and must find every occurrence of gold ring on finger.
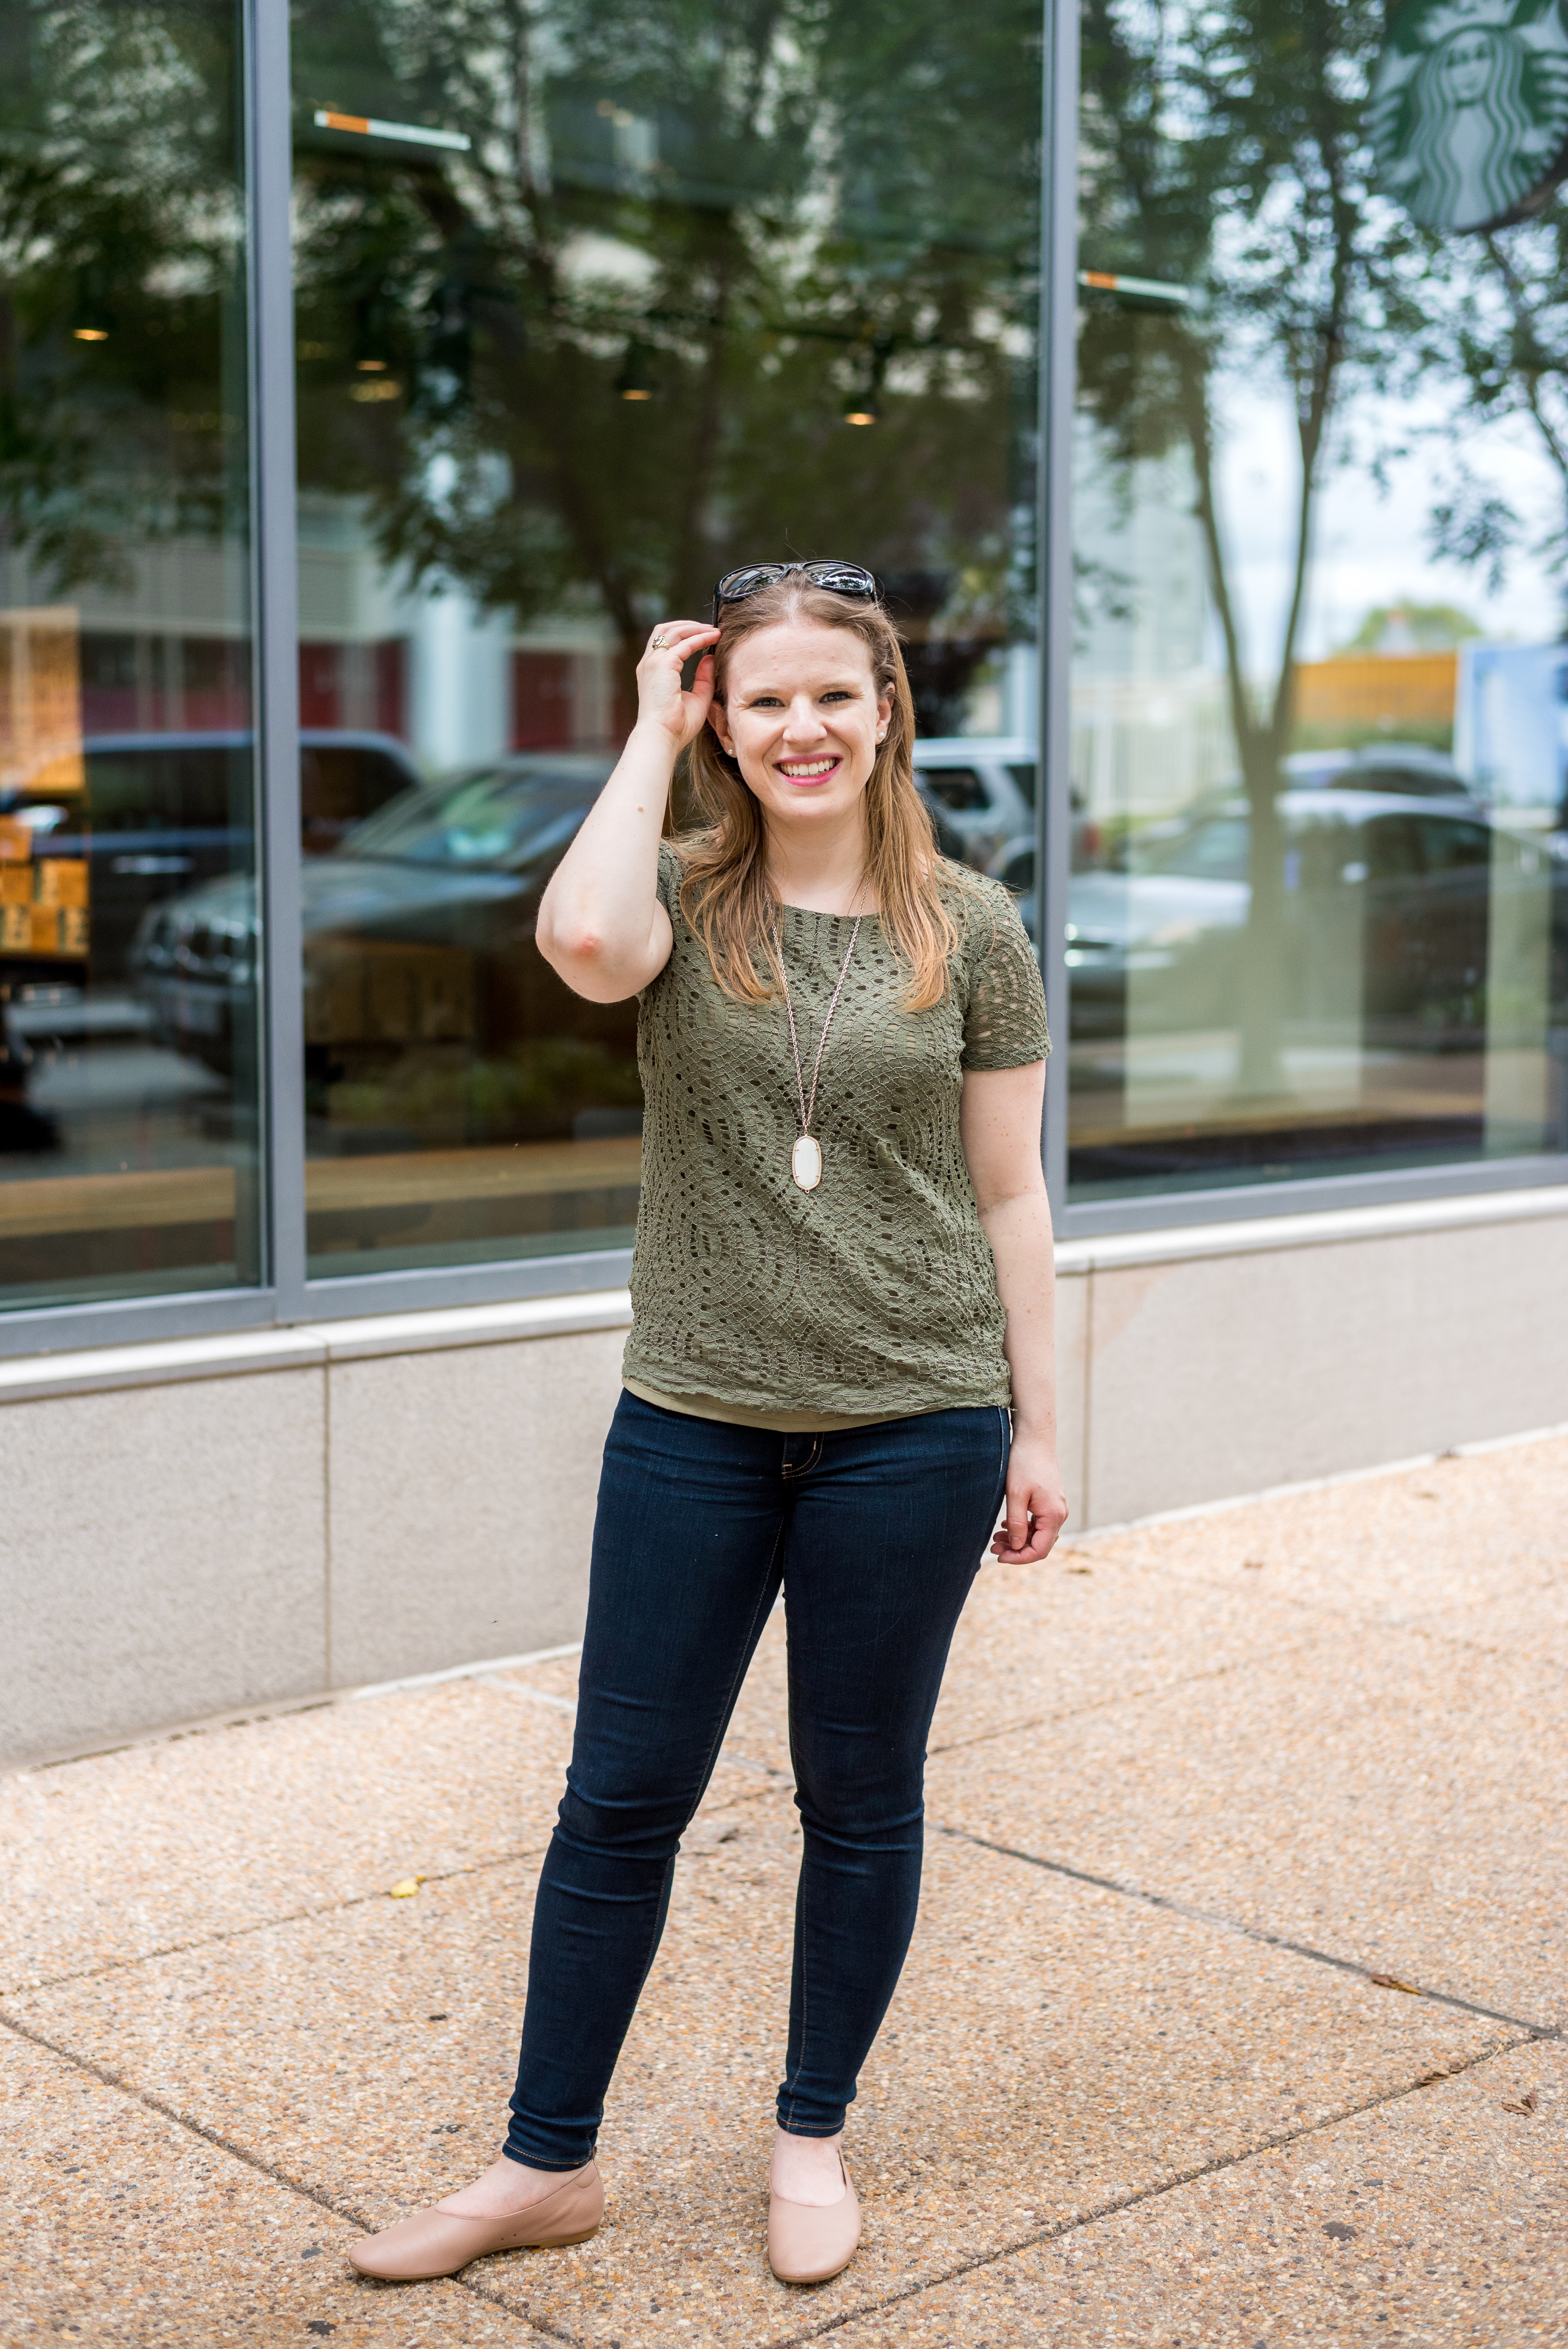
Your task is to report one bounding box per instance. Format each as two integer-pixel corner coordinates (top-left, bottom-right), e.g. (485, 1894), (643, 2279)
(650, 632), (668, 650)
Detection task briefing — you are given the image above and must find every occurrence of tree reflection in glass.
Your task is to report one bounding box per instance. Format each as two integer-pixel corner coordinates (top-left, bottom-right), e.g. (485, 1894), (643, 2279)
(1069, 0), (1568, 1200)
(290, 0), (1046, 1273)
(0, 0), (260, 1308)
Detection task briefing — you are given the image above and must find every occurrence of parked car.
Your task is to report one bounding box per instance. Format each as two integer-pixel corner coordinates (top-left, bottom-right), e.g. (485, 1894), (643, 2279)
(130, 756), (634, 1142)
(0, 729), (422, 986)
(911, 736), (1037, 875)
(136, 744), (1033, 1096)
(1008, 786), (1564, 1045)
(1069, 747), (1477, 878)
(1324, 743), (1474, 798)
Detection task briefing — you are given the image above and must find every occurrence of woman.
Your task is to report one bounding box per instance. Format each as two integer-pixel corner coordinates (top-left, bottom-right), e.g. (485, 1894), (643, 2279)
(349, 561), (1067, 2289)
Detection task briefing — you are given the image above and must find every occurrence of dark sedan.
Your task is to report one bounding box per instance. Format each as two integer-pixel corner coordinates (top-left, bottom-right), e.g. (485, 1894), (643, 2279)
(130, 755), (637, 1145)
(0, 728), (422, 987)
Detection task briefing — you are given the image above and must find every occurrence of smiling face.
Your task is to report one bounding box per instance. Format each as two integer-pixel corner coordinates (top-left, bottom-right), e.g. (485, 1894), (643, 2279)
(1443, 28), (1494, 103)
(707, 620), (893, 837)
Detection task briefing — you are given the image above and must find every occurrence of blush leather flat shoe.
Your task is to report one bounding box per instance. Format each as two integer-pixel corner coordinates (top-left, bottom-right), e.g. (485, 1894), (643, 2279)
(347, 2162), (602, 2281)
(767, 2152), (861, 2285)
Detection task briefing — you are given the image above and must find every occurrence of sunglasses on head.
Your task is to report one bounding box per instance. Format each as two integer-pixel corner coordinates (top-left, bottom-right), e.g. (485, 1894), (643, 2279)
(710, 561), (879, 625)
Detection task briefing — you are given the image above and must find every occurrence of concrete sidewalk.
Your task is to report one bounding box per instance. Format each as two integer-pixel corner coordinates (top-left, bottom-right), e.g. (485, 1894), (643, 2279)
(4, 1435), (1566, 2346)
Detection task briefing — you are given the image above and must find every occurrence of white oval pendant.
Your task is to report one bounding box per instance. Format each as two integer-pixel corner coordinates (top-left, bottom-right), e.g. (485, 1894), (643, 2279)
(791, 1135), (822, 1191)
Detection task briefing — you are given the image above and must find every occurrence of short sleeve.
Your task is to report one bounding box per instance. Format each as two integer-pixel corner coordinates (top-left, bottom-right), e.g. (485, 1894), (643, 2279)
(959, 879), (1051, 1071)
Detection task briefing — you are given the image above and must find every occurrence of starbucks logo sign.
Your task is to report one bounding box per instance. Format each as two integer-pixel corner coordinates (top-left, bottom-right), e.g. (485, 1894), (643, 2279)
(1371, 0), (1568, 232)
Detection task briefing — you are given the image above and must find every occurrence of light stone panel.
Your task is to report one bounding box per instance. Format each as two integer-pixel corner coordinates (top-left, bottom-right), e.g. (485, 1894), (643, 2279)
(1083, 1210), (1568, 1526)
(1, 1367), (327, 1767)
(323, 1326), (625, 1687)
(5, 1206), (1567, 1767)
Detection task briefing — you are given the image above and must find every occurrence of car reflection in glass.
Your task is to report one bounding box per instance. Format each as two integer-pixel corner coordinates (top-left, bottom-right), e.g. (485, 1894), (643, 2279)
(1006, 758), (1566, 1048)
(0, 727), (426, 1159)
(1, 729), (422, 989)
(910, 737), (1038, 877)
(129, 756), (637, 1153)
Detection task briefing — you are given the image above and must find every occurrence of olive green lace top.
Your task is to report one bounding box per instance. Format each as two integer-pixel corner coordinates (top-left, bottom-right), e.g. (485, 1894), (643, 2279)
(620, 843), (1050, 1426)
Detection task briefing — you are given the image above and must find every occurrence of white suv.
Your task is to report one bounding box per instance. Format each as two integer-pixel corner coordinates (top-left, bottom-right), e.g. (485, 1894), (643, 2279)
(910, 736), (1037, 876)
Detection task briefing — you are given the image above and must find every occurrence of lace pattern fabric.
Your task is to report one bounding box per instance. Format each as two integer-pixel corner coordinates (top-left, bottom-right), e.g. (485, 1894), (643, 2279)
(622, 843), (1051, 1419)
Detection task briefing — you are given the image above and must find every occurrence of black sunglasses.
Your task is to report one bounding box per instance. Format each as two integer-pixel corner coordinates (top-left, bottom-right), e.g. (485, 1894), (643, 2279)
(710, 561), (879, 624)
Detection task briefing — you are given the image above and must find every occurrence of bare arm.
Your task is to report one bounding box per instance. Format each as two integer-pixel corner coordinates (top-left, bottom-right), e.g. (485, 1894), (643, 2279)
(960, 1059), (1069, 1564)
(536, 618), (719, 1003)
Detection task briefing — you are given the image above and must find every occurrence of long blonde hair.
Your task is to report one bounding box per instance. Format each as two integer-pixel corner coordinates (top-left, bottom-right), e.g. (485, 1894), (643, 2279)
(676, 578), (969, 1010)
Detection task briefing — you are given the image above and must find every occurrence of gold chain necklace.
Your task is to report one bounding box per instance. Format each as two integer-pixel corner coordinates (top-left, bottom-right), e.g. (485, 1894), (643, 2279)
(776, 912), (863, 1192)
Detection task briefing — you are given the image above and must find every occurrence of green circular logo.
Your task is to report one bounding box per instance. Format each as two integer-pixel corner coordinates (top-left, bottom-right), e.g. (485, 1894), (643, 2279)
(1371, 0), (1568, 232)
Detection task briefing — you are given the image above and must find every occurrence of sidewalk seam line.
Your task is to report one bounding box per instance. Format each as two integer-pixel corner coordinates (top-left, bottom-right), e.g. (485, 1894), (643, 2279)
(0, 1844), (554, 1998)
(929, 1598), (1568, 1771)
(930, 1821), (1561, 2039)
(0, 1771), (788, 2000)
(0, 2007), (1526, 2349)
(777, 2034), (1529, 2346)
(0, 2009), (574, 2344)
(926, 1625), (1324, 1759)
(1097, 1549), (1568, 1677)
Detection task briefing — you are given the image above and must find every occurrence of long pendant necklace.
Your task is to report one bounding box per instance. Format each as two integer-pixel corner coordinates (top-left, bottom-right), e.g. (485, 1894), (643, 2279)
(777, 911), (862, 1192)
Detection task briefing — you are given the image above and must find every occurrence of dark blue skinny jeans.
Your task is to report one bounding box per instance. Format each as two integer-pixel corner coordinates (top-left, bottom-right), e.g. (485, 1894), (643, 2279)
(504, 1389), (1010, 2169)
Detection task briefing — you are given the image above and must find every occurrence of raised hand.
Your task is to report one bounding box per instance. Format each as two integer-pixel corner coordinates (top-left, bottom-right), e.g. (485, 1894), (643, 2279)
(636, 620), (721, 750)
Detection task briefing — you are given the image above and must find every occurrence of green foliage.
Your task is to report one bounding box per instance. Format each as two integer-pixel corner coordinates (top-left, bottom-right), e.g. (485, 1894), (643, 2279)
(326, 1034), (645, 1139)
(1411, 193), (1568, 599)
(1290, 715), (1454, 753)
(288, 0), (1043, 690)
(1073, 1), (1474, 1096)
(0, 0), (249, 592)
(1337, 600), (1481, 652)
(0, 0), (1042, 716)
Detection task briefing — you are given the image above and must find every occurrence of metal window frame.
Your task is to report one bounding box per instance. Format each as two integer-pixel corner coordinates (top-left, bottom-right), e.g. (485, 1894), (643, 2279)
(1, 0), (1564, 1363)
(1037, 0), (1077, 1228)
(252, 0), (305, 1324)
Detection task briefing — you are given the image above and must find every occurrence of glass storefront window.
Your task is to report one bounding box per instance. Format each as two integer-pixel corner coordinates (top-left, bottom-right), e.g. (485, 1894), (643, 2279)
(287, 0), (1044, 1276)
(17, 0), (1568, 1337)
(0, 0), (261, 1307)
(1066, 0), (1568, 1201)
